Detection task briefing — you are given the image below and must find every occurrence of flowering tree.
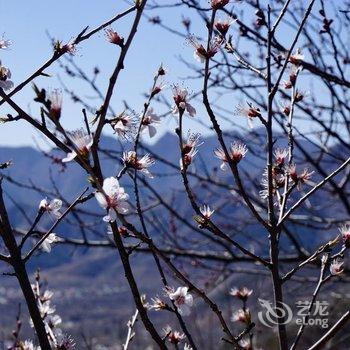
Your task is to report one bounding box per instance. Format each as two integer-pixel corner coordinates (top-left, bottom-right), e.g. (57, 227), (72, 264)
(1, 0), (350, 349)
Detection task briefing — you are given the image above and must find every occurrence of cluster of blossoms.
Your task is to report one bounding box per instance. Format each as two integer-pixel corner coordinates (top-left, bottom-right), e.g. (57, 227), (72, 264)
(180, 132), (202, 168)
(146, 287), (193, 346)
(148, 286), (193, 316)
(282, 65), (301, 90)
(109, 106), (161, 141)
(122, 151), (155, 178)
(230, 286), (254, 349)
(39, 198), (62, 218)
(288, 164), (314, 190)
(29, 273), (74, 349)
(255, 8), (266, 27)
(171, 85), (196, 117)
(231, 308), (252, 324)
(214, 141), (248, 170)
(282, 49), (304, 92)
(53, 40), (76, 55)
(0, 37), (14, 90)
(260, 148), (313, 200)
(95, 177), (129, 222)
(38, 198), (62, 252)
(111, 112), (135, 138)
(62, 129), (93, 163)
(230, 287), (253, 301)
(260, 149), (288, 200)
(187, 35), (222, 63)
(163, 326), (186, 345)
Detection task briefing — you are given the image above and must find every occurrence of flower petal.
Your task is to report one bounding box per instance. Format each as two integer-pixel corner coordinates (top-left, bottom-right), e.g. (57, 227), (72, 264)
(62, 151), (77, 163)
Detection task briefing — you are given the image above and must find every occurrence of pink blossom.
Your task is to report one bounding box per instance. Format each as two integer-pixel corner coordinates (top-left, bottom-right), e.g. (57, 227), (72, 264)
(172, 85), (196, 117)
(235, 103), (262, 128)
(215, 16), (236, 36)
(214, 141), (248, 170)
(340, 224), (350, 246)
(289, 164), (313, 189)
(330, 258), (344, 276)
(163, 326), (185, 344)
(105, 28), (124, 46)
(48, 89), (63, 121)
(274, 148), (288, 166)
(122, 151), (155, 178)
(187, 35), (222, 63)
(210, 0), (230, 10)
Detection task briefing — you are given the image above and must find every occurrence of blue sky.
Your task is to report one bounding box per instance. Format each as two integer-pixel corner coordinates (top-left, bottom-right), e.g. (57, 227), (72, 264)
(0, 0), (333, 148)
(0, 0), (213, 148)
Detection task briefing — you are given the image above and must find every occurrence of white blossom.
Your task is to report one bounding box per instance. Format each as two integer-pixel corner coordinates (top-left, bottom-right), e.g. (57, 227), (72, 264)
(39, 198), (62, 218)
(214, 141), (248, 170)
(231, 308), (251, 323)
(48, 89), (63, 121)
(22, 340), (39, 350)
(112, 113), (134, 137)
(168, 286), (193, 316)
(141, 108), (161, 138)
(40, 233), (59, 253)
(95, 177), (129, 222)
(0, 35), (11, 50)
(330, 258), (344, 276)
(200, 205), (214, 219)
(0, 64), (14, 90)
(62, 129), (93, 163)
(122, 151), (155, 178)
(229, 287), (253, 300)
(171, 85), (196, 117)
(340, 224), (350, 246)
(187, 35), (222, 63)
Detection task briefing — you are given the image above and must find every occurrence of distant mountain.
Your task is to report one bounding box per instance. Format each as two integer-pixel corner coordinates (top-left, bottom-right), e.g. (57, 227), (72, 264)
(0, 130), (348, 348)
